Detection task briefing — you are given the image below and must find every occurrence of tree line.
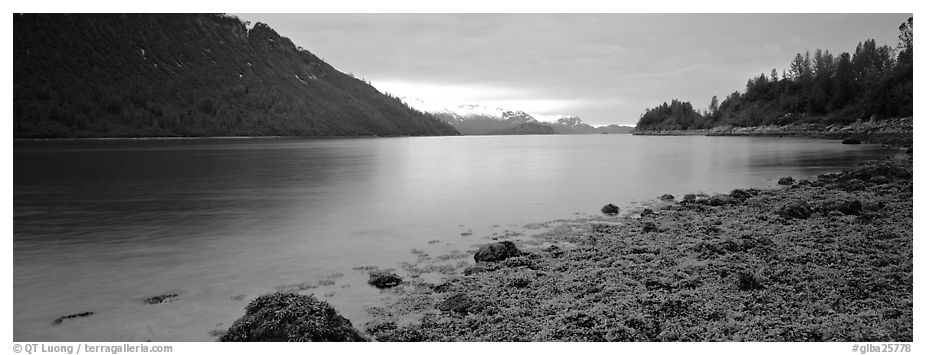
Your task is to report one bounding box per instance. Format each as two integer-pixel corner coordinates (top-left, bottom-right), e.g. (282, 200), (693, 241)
(636, 17), (913, 131)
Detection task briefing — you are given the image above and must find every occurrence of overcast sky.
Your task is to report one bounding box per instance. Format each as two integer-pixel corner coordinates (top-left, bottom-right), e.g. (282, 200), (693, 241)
(237, 13), (910, 126)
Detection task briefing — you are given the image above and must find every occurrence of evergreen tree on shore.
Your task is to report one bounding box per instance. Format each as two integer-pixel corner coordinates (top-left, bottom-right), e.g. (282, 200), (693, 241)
(636, 17), (913, 131)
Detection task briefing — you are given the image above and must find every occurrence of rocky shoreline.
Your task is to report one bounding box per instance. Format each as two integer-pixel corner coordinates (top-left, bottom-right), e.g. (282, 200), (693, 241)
(218, 153), (912, 342)
(632, 117), (913, 148)
(354, 155), (912, 341)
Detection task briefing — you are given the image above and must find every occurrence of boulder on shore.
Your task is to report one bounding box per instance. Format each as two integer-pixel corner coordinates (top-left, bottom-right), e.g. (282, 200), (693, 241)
(437, 293), (475, 314)
(659, 194), (675, 201)
(474, 241), (521, 262)
(702, 194), (739, 206)
(221, 292), (366, 342)
(778, 176), (795, 185)
(778, 200), (813, 219)
(643, 222), (657, 233)
(601, 203), (621, 215)
(729, 189), (753, 200)
(368, 271), (403, 288)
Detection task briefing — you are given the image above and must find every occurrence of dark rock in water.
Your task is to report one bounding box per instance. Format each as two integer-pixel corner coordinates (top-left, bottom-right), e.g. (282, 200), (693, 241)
(367, 271), (402, 288)
(778, 176), (795, 185)
(437, 293), (474, 314)
(144, 293), (178, 304)
(462, 265), (488, 276)
(220, 292), (366, 342)
(52, 311), (94, 325)
(778, 200), (812, 219)
(601, 203), (621, 215)
(683, 194), (697, 203)
(842, 137), (862, 144)
(659, 194), (675, 201)
(643, 222), (657, 233)
(640, 208), (654, 217)
(729, 189), (752, 200)
(474, 241), (521, 262)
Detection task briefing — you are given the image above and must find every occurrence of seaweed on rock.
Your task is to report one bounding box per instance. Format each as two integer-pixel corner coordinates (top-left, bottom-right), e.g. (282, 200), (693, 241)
(221, 292), (366, 342)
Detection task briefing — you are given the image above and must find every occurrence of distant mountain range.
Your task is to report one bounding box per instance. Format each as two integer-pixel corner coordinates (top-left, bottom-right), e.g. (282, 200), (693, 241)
(401, 99), (634, 135)
(14, 14), (459, 138)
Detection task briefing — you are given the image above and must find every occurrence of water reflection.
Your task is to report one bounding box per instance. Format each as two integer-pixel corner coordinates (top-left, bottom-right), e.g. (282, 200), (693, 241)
(13, 135), (895, 341)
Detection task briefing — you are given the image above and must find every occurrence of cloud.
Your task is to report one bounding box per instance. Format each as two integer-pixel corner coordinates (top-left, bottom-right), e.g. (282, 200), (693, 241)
(372, 79), (600, 120)
(239, 13), (910, 126)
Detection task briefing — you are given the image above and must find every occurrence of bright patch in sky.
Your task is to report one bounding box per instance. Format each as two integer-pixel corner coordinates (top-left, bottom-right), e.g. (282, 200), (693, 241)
(373, 80), (591, 121)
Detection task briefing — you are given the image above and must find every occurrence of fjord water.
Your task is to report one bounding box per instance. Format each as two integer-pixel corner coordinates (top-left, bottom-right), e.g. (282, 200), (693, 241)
(14, 135), (895, 341)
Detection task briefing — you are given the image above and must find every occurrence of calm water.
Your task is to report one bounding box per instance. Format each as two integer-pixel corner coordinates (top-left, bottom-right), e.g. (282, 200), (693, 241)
(13, 135), (896, 341)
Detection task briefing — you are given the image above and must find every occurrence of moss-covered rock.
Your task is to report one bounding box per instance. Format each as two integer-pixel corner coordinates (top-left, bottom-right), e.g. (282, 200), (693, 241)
(220, 292), (366, 342)
(777, 200), (812, 219)
(436, 293), (475, 314)
(474, 241), (521, 262)
(601, 203), (621, 215)
(729, 189), (753, 200)
(367, 271), (402, 288)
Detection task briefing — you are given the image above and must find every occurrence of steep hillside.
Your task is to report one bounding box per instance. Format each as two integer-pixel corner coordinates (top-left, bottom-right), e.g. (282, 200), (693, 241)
(13, 14), (459, 138)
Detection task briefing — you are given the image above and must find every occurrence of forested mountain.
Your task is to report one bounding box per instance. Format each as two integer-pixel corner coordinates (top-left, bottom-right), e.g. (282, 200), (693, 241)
(13, 14), (459, 137)
(635, 17), (913, 131)
(595, 124), (635, 134)
(488, 122), (559, 135)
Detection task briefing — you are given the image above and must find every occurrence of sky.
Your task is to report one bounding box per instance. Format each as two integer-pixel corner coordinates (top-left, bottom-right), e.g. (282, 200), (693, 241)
(237, 13), (910, 127)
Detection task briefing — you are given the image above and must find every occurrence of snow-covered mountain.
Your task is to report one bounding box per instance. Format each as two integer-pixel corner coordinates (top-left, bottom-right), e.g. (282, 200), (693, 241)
(400, 97), (632, 135)
(555, 116), (585, 127)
